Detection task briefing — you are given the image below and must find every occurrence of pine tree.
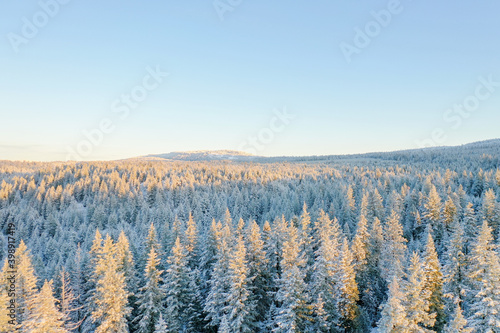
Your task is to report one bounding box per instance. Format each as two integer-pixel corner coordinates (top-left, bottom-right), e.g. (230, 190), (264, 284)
(422, 229), (445, 331)
(444, 304), (472, 333)
(273, 223), (311, 332)
(92, 234), (132, 333)
(377, 277), (410, 333)
(135, 247), (165, 333)
(466, 220), (500, 331)
(22, 279), (67, 333)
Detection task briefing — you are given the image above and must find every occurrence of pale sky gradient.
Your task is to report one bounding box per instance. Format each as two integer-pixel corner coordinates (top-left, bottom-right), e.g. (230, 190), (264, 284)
(1, 1), (499, 161)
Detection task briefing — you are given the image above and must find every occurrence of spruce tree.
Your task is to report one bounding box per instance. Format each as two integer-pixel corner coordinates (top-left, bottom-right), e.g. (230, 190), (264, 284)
(92, 235), (131, 333)
(377, 277), (410, 333)
(444, 304), (472, 333)
(311, 210), (342, 331)
(15, 240), (39, 327)
(135, 247), (165, 333)
(164, 237), (192, 332)
(154, 313), (168, 333)
(245, 220), (270, 326)
(225, 236), (254, 332)
(273, 223), (311, 332)
(466, 220), (500, 331)
(380, 211), (407, 282)
(204, 223), (232, 329)
(22, 279), (67, 333)
(422, 229), (445, 331)
(403, 252), (435, 332)
(442, 220), (468, 307)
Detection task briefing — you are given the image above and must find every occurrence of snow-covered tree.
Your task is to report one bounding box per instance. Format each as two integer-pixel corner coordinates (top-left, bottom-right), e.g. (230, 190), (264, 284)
(204, 223), (232, 329)
(135, 246), (165, 333)
(403, 252), (435, 332)
(15, 240), (39, 327)
(466, 220), (500, 331)
(164, 237), (192, 332)
(377, 277), (410, 333)
(59, 267), (83, 331)
(442, 220), (468, 306)
(310, 210), (342, 331)
(422, 229), (445, 331)
(225, 236), (254, 332)
(91, 234), (132, 333)
(273, 223), (311, 332)
(482, 189), (499, 232)
(22, 279), (67, 333)
(444, 303), (472, 333)
(153, 313), (168, 333)
(380, 211), (407, 282)
(245, 220), (270, 325)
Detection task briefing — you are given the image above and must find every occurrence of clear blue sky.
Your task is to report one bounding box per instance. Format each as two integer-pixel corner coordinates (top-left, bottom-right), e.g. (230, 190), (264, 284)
(1, 0), (499, 161)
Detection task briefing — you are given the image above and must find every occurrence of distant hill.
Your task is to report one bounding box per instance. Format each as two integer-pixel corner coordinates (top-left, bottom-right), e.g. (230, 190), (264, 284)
(141, 150), (257, 162)
(134, 139), (500, 167)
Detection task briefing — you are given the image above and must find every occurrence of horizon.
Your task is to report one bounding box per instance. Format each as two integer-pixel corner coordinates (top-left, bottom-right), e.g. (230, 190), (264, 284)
(1, 137), (498, 163)
(1, 1), (500, 161)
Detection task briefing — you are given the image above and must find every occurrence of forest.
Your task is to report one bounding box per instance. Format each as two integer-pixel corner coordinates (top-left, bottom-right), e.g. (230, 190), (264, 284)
(1, 140), (500, 332)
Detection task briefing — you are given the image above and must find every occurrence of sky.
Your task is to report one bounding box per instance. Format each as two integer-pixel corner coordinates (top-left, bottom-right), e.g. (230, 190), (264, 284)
(1, 0), (499, 161)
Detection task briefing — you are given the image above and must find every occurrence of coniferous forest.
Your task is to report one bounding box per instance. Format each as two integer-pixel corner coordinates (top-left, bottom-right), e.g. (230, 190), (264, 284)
(1, 140), (500, 332)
